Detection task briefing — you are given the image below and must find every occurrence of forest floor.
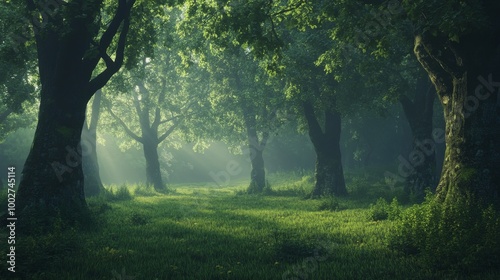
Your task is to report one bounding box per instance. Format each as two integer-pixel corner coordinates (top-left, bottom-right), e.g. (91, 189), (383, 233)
(0, 172), (499, 279)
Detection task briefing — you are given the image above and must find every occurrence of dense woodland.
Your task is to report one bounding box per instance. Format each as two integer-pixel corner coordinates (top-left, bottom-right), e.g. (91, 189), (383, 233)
(0, 0), (499, 279)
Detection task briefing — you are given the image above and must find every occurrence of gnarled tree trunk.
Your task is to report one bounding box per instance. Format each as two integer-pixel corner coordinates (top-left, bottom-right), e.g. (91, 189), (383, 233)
(303, 102), (347, 197)
(414, 31), (500, 206)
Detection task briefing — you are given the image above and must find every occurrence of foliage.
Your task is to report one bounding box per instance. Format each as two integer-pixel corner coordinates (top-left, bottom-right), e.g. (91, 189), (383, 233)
(390, 192), (500, 274)
(104, 185), (134, 202)
(369, 197), (402, 221)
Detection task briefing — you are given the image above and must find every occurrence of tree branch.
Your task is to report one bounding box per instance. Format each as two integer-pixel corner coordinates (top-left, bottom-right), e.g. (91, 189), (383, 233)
(158, 122), (180, 144)
(106, 105), (143, 143)
(414, 35), (453, 103)
(271, 0), (305, 16)
(302, 101), (324, 149)
(152, 78), (167, 129)
(86, 0), (135, 99)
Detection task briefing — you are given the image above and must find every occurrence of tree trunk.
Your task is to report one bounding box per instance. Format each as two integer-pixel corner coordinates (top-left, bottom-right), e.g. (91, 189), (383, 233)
(13, 0), (133, 228)
(303, 102), (347, 197)
(399, 76), (437, 201)
(414, 32), (500, 206)
(143, 136), (165, 192)
(247, 141), (266, 193)
(17, 87), (89, 225)
(243, 105), (268, 193)
(82, 90), (105, 197)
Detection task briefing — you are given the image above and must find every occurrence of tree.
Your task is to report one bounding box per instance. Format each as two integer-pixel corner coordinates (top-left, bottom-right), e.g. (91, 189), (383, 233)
(0, 2), (37, 141)
(404, 0), (500, 205)
(82, 90), (106, 197)
(280, 28), (349, 197)
(104, 58), (197, 192)
(399, 75), (437, 200)
(104, 14), (207, 191)
(199, 47), (284, 193)
(178, 3), (289, 193)
(11, 0), (144, 225)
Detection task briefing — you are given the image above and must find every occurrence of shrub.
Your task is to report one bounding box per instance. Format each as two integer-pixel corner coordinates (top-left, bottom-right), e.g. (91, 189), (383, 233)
(369, 197), (401, 221)
(389, 193), (500, 274)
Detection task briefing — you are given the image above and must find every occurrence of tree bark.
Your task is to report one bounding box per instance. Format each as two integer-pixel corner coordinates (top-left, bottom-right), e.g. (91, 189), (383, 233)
(17, 86), (89, 224)
(414, 30), (500, 206)
(399, 76), (437, 201)
(82, 90), (105, 197)
(243, 104), (268, 193)
(303, 102), (347, 197)
(142, 135), (166, 192)
(16, 0), (133, 225)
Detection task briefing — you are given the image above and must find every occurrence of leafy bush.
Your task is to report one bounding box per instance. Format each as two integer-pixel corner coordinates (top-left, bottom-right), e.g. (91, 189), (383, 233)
(369, 197), (402, 221)
(389, 193), (500, 274)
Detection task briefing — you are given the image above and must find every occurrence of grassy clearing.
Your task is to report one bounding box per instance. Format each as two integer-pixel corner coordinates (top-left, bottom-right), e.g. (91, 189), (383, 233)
(0, 173), (498, 279)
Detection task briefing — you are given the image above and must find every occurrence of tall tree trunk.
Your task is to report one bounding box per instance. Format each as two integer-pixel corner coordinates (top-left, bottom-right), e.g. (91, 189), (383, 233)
(399, 76), (437, 201)
(17, 87), (89, 224)
(142, 137), (165, 192)
(303, 102), (347, 197)
(414, 31), (500, 206)
(14, 0), (133, 226)
(243, 104), (268, 193)
(143, 143), (164, 191)
(82, 90), (105, 197)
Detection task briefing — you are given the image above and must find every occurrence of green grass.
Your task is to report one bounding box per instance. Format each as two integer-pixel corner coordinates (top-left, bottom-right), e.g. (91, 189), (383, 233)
(0, 174), (498, 279)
